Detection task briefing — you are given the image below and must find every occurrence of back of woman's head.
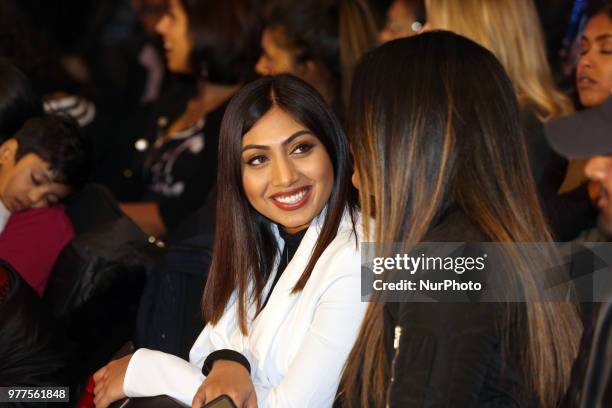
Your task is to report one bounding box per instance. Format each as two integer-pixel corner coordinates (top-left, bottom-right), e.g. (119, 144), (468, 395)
(343, 31), (580, 407)
(265, 0), (377, 108)
(204, 74), (356, 334)
(181, 0), (262, 84)
(350, 30), (545, 245)
(0, 60), (42, 140)
(425, 0), (573, 120)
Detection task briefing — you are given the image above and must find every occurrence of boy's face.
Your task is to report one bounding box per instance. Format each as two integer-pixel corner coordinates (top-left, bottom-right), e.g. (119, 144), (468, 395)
(0, 139), (71, 212)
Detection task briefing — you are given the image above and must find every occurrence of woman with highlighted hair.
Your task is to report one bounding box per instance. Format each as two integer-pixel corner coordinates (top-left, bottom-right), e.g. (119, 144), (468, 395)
(337, 32), (582, 407)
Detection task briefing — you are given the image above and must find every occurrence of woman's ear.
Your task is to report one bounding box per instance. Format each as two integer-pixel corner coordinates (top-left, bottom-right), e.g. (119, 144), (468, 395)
(0, 139), (18, 165)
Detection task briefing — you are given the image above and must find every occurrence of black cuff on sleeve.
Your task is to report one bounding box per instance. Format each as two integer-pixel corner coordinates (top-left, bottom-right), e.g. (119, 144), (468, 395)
(202, 349), (251, 376)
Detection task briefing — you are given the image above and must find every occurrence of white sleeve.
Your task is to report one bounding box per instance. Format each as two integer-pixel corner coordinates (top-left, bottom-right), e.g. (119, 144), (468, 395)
(254, 252), (367, 407)
(123, 348), (204, 406)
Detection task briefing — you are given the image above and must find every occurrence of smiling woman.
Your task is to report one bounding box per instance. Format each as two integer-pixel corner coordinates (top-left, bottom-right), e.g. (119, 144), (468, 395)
(241, 107), (335, 233)
(93, 75), (365, 408)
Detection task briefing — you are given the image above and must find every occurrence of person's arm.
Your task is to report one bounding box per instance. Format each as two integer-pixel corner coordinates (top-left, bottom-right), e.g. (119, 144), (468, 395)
(93, 349), (204, 408)
(119, 202), (166, 237)
(388, 302), (499, 407)
(94, 295), (246, 408)
(125, 349), (204, 402)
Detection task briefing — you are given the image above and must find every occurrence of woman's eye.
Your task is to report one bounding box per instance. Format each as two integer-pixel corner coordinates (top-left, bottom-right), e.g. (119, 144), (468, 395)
(246, 155), (267, 166)
(293, 143), (314, 154)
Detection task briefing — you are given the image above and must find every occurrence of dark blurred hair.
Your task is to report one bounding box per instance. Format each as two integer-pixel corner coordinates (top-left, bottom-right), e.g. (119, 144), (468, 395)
(180, 0), (262, 84)
(0, 60), (42, 140)
(14, 114), (92, 191)
(339, 31), (580, 407)
(202, 74), (357, 334)
(587, 0), (612, 18)
(265, 0), (377, 108)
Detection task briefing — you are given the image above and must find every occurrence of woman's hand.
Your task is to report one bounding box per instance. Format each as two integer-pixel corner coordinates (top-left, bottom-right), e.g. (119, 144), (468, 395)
(93, 353), (132, 408)
(192, 360), (257, 408)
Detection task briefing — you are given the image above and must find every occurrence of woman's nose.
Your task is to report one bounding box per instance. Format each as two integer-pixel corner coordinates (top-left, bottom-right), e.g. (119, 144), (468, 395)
(255, 55), (269, 76)
(271, 157), (299, 187)
(155, 14), (170, 35)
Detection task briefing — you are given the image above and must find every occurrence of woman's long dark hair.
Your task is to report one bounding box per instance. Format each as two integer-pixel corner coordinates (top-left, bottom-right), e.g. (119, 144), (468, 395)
(202, 74), (357, 334)
(339, 31), (581, 407)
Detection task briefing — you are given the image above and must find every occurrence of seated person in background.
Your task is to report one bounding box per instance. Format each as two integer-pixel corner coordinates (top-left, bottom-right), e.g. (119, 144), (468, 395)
(546, 0), (612, 240)
(119, 0), (261, 238)
(255, 0), (377, 115)
(575, 0), (612, 110)
(0, 114), (92, 295)
(544, 84), (611, 408)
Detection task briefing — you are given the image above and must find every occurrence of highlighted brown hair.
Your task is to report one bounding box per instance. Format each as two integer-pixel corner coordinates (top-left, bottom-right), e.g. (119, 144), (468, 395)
(339, 31), (581, 407)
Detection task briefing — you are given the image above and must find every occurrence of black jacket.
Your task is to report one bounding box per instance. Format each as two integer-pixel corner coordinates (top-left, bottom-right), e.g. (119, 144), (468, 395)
(0, 260), (69, 390)
(336, 210), (533, 408)
(384, 211), (530, 407)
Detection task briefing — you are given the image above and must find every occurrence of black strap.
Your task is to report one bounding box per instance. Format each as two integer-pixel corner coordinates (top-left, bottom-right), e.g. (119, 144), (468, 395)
(202, 349), (251, 376)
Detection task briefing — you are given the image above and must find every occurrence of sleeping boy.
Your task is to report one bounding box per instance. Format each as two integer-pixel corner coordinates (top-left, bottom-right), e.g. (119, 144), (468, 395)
(0, 114), (91, 294)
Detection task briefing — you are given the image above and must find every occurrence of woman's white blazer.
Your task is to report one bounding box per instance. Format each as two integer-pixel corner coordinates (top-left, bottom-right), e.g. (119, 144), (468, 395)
(123, 211), (366, 407)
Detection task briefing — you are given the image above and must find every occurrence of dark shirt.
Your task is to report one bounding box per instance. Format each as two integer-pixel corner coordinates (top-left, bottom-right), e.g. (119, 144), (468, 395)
(143, 100), (227, 231)
(261, 227), (307, 309)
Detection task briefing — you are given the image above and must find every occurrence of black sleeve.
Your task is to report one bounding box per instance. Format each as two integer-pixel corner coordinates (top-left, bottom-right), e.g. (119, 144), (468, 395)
(389, 302), (499, 407)
(202, 349), (251, 376)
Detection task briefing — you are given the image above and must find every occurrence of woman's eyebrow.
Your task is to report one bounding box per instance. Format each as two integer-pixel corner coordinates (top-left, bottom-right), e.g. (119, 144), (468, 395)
(594, 33), (612, 42)
(241, 130), (314, 152)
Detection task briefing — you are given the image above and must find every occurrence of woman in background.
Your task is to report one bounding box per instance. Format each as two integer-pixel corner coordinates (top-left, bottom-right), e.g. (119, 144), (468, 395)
(120, 0), (261, 237)
(338, 31), (581, 407)
(255, 0), (377, 115)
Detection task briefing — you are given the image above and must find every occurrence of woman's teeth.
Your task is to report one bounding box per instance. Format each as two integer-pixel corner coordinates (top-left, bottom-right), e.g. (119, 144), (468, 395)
(274, 189), (308, 204)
